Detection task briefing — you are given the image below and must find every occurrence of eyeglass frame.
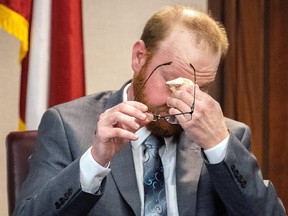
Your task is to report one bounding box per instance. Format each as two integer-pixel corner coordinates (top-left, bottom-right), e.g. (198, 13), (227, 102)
(133, 61), (197, 124)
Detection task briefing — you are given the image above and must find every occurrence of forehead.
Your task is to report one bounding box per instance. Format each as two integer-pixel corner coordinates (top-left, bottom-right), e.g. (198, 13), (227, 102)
(153, 25), (221, 72)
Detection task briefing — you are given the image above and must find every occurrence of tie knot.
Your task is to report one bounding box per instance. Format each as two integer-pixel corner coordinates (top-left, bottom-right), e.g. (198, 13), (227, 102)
(144, 134), (165, 150)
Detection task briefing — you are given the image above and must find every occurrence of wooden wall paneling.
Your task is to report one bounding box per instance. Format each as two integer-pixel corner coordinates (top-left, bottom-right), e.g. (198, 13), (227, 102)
(207, 0), (224, 104)
(209, 0), (266, 169)
(235, 1), (265, 171)
(209, 0), (288, 209)
(267, 0), (288, 208)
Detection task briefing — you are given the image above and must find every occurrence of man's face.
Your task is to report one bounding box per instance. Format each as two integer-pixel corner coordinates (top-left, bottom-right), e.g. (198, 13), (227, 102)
(132, 25), (221, 137)
(133, 64), (183, 137)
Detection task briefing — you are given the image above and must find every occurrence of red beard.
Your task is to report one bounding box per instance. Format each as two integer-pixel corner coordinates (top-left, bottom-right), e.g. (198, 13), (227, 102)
(132, 66), (183, 137)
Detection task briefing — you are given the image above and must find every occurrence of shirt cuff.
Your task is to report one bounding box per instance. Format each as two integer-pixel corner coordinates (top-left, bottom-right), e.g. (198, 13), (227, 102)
(203, 135), (230, 164)
(80, 146), (111, 194)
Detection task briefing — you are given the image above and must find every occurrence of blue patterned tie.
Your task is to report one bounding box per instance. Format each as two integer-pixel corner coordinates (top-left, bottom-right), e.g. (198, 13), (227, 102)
(143, 134), (167, 216)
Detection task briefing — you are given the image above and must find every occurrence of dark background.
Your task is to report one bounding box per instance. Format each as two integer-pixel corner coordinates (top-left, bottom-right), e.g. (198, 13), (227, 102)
(208, 0), (288, 209)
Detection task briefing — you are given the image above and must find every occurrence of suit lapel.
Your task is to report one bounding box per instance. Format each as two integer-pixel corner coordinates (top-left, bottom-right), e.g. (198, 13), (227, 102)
(110, 142), (141, 216)
(103, 81), (141, 215)
(176, 133), (203, 216)
(104, 80), (131, 109)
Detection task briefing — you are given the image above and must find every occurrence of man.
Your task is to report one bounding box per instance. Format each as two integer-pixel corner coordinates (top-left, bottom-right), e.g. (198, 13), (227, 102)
(14, 5), (286, 216)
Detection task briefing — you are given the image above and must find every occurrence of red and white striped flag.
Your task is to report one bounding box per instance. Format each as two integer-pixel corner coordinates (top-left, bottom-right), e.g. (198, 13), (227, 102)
(26, 0), (86, 130)
(1, 0), (86, 130)
(0, 0), (32, 130)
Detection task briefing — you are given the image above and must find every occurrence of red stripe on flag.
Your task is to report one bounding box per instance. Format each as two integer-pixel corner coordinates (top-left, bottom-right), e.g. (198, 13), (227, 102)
(49, 0), (85, 107)
(19, 54), (29, 126)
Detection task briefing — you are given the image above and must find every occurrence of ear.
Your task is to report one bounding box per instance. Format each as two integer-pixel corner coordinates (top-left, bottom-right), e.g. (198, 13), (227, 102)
(131, 40), (148, 73)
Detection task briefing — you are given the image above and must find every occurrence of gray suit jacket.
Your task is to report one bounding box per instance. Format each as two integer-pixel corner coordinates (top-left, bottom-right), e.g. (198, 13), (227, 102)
(14, 85), (286, 216)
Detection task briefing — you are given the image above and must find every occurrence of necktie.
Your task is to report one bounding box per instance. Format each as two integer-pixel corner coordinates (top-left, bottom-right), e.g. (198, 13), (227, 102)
(143, 134), (167, 216)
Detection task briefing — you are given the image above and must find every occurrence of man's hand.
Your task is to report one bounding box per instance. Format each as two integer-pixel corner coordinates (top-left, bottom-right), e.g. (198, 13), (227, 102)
(91, 101), (151, 166)
(167, 84), (229, 149)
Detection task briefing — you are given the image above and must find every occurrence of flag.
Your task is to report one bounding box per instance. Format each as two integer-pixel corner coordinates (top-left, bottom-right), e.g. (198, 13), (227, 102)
(0, 0), (32, 130)
(49, 0), (85, 107)
(0, 0), (32, 61)
(25, 0), (52, 130)
(25, 0), (86, 130)
(1, 0), (86, 130)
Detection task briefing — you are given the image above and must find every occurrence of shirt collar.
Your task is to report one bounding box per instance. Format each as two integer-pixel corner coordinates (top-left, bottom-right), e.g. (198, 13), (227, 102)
(131, 127), (151, 150)
(122, 82), (130, 102)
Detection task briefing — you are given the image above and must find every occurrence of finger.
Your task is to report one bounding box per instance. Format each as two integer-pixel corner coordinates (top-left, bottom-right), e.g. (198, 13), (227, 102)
(171, 89), (193, 104)
(109, 101), (149, 121)
(106, 127), (139, 141)
(135, 113), (153, 127)
(169, 107), (193, 123)
(96, 120), (139, 144)
(101, 102), (153, 131)
(101, 110), (141, 131)
(170, 83), (208, 108)
(166, 90), (194, 113)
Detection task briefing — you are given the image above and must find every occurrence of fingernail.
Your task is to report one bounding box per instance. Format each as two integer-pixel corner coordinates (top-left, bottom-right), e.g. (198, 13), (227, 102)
(145, 113), (154, 121)
(135, 123), (140, 128)
(140, 113), (146, 120)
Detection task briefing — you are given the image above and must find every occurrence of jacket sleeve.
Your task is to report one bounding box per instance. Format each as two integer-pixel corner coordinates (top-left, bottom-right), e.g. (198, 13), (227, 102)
(13, 108), (103, 216)
(205, 122), (286, 215)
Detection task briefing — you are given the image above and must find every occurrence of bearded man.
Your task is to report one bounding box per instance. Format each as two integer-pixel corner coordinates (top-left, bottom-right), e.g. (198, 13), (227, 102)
(14, 5), (286, 216)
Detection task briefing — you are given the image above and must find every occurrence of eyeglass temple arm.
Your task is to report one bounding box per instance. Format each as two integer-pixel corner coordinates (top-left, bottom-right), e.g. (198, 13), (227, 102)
(189, 63), (196, 113)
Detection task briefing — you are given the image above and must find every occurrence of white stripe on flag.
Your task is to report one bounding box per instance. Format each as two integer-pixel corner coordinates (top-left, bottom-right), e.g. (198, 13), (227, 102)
(26, 0), (51, 130)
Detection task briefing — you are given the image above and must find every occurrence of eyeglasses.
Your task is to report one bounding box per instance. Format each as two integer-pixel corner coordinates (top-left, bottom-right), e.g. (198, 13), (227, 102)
(134, 61), (196, 124)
